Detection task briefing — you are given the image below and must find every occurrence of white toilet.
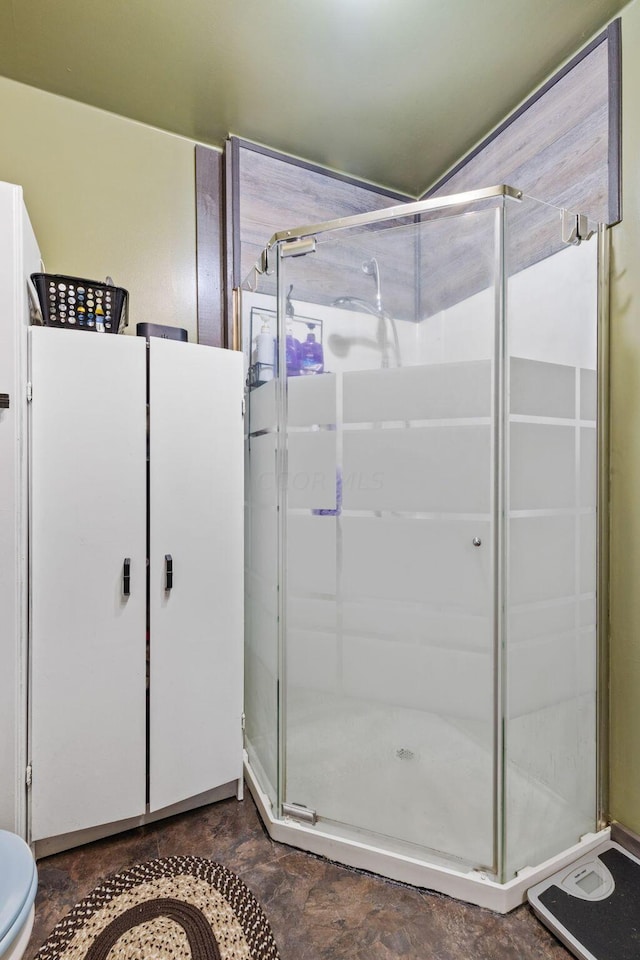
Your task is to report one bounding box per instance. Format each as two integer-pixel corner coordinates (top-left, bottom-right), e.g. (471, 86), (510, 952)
(0, 831), (38, 960)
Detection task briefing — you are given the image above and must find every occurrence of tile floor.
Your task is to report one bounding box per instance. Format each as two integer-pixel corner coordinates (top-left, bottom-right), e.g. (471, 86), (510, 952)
(27, 789), (572, 960)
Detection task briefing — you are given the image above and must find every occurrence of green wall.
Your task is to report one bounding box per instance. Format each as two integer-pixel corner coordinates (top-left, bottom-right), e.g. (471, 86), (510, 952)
(0, 76), (202, 341)
(609, 0), (640, 834)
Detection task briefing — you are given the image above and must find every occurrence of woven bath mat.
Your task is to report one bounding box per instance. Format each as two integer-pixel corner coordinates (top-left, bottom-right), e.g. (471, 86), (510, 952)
(34, 856), (280, 960)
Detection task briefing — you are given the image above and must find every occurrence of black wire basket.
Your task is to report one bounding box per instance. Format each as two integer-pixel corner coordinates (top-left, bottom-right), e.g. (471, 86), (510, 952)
(30, 273), (129, 333)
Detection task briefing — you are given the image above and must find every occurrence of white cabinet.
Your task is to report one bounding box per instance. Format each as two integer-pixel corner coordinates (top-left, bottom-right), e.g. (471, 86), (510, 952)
(0, 182), (41, 837)
(29, 327), (244, 843)
(29, 329), (147, 840)
(148, 338), (243, 812)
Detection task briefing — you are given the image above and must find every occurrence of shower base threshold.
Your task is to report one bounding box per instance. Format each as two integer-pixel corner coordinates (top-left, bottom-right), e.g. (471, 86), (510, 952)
(244, 755), (609, 913)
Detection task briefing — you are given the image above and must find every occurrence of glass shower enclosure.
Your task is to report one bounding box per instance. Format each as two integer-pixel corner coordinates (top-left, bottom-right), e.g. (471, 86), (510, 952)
(242, 185), (604, 910)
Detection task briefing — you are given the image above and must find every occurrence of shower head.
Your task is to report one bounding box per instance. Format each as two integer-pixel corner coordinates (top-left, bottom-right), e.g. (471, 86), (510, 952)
(331, 259), (401, 369)
(362, 257), (382, 310)
(331, 295), (384, 317)
(362, 258), (379, 279)
(329, 295), (394, 369)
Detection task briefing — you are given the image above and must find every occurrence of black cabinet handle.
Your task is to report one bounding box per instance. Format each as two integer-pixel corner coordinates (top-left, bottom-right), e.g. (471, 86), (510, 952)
(165, 554), (173, 591)
(123, 558), (131, 597)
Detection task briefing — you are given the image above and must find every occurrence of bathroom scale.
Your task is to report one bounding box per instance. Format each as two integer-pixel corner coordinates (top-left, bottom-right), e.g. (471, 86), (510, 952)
(528, 840), (640, 960)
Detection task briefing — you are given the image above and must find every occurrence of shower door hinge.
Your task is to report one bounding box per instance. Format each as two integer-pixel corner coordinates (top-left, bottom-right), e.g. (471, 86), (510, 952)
(26, 382), (32, 403)
(282, 802), (317, 825)
(25, 764), (32, 788)
(561, 209), (595, 245)
(280, 237), (317, 259)
(241, 712), (246, 731)
(241, 397), (246, 418)
(259, 247), (271, 275)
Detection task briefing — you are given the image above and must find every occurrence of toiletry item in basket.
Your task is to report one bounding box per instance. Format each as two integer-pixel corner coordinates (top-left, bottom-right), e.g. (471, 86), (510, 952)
(256, 321), (275, 381)
(285, 322), (301, 377)
(300, 328), (324, 375)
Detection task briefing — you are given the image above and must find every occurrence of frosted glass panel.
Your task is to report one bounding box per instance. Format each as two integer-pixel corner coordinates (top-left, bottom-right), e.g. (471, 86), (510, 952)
(342, 635), (492, 720)
(289, 596), (336, 631)
(510, 358), (575, 418)
(342, 361), (491, 423)
(581, 596), (597, 628)
(342, 517), (492, 610)
(287, 431), (337, 510)
(580, 368), (597, 421)
(243, 189), (599, 887)
(279, 206), (499, 870)
(508, 633), (588, 716)
(581, 427), (597, 508)
(249, 379), (277, 433)
(508, 600), (576, 644)
(244, 290), (280, 806)
(247, 504), (277, 589)
(288, 629), (338, 693)
(244, 462), (278, 804)
(287, 515), (336, 597)
(342, 600), (491, 651)
(580, 514), (597, 595)
(504, 199), (597, 880)
(288, 373), (336, 427)
(250, 433), (277, 507)
(509, 423), (575, 511)
(508, 516), (575, 605)
(343, 427), (491, 513)
(505, 695), (595, 875)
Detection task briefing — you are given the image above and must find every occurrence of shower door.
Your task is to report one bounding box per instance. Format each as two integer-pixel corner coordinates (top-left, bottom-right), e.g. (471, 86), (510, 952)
(278, 207), (501, 871)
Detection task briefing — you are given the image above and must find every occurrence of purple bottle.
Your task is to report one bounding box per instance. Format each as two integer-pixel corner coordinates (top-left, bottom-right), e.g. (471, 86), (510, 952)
(285, 324), (301, 377)
(300, 330), (324, 375)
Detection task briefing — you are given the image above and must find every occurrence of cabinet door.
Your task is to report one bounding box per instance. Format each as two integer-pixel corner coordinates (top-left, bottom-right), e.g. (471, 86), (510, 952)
(149, 339), (244, 812)
(30, 328), (147, 841)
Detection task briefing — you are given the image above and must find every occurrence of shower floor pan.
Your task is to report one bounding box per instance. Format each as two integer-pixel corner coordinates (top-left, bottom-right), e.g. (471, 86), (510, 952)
(245, 693), (607, 913)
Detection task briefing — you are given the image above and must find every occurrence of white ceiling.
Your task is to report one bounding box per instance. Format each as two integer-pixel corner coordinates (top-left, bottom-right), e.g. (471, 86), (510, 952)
(0, 0), (628, 196)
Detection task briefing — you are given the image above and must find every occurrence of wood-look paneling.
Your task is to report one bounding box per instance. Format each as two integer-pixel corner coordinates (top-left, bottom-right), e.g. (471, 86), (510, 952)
(230, 139), (416, 322)
(212, 24), (619, 329)
(195, 145), (224, 347)
(425, 24), (619, 224)
(236, 145), (407, 282)
(417, 23), (620, 317)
